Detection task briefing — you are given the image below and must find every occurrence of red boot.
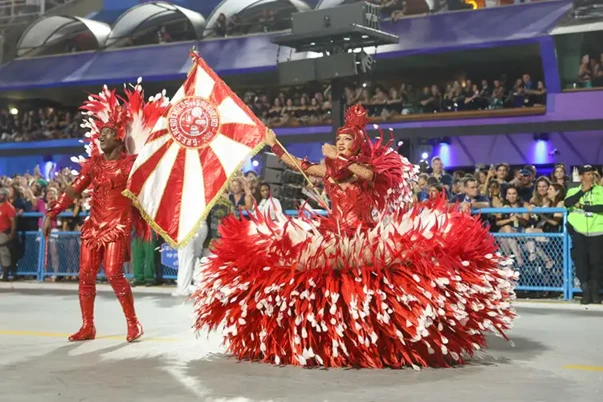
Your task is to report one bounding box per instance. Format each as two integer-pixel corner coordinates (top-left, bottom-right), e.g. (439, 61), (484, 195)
(69, 293), (96, 341)
(126, 318), (144, 342)
(115, 290), (143, 342)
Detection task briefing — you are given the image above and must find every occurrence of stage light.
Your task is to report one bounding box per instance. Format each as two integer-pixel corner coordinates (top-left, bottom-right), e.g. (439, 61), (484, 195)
(362, 83), (367, 88)
(252, 160), (259, 167)
(421, 152), (429, 159)
(10, 108), (18, 115)
(397, 140), (403, 146)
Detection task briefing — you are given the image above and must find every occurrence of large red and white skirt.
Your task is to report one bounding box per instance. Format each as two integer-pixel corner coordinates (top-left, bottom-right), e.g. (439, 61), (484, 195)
(192, 199), (517, 369)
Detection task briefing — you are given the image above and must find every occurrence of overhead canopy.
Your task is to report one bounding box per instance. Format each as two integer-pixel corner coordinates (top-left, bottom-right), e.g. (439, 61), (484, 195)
(550, 18), (603, 35)
(204, 0), (311, 36)
(315, 0), (356, 9)
(0, 1), (572, 93)
(17, 15), (111, 58)
(0, 34), (281, 95)
(104, 1), (206, 48)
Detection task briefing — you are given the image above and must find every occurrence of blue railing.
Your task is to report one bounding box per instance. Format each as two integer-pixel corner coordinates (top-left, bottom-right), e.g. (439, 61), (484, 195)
(10, 208), (580, 300)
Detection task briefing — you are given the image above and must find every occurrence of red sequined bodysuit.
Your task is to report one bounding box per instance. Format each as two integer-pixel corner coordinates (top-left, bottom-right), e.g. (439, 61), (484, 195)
(321, 159), (377, 231)
(48, 152), (143, 342)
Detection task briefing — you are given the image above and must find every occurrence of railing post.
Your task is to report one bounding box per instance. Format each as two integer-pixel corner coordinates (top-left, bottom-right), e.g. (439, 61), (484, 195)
(36, 229), (45, 282)
(562, 210), (570, 301)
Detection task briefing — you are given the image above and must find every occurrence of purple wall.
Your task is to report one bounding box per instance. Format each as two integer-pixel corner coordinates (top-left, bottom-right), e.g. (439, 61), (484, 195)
(432, 131), (603, 168)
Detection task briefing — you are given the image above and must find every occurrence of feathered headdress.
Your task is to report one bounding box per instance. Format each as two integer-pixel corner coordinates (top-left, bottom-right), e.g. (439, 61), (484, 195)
(335, 104), (370, 155)
(76, 78), (170, 160)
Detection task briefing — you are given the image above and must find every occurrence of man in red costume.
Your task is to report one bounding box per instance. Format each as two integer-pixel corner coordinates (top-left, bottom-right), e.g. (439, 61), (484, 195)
(42, 81), (168, 342)
(44, 118), (143, 342)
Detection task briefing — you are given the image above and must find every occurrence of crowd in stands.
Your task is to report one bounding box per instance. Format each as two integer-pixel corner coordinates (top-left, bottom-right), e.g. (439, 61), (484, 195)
(0, 71), (545, 143)
(578, 53), (603, 88)
(240, 72), (546, 129)
(0, 107), (83, 142)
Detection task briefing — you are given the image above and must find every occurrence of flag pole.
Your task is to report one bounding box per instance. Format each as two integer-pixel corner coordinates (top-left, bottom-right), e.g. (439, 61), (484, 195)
(274, 138), (331, 213)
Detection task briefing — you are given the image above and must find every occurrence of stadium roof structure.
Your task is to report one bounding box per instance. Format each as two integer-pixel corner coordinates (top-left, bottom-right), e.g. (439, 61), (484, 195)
(104, 1), (206, 48)
(16, 15), (111, 58)
(315, 0), (356, 9)
(203, 0), (312, 37)
(0, 0), (573, 94)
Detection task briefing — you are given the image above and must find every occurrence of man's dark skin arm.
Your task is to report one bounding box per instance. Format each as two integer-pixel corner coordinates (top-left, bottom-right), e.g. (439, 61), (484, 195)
(9, 216), (16, 240)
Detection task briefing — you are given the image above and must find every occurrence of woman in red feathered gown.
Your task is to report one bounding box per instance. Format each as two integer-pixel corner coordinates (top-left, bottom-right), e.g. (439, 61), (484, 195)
(192, 105), (517, 369)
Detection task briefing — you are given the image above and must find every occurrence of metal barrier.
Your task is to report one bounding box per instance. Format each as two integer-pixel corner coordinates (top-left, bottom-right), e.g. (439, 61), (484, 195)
(9, 208), (578, 300)
(477, 207), (570, 300)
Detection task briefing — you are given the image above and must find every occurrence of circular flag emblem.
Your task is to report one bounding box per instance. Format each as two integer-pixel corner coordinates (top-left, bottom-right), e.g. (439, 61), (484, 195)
(168, 96), (220, 148)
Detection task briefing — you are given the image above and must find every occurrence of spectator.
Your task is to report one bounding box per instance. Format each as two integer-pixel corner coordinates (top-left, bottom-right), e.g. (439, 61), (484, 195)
(256, 183), (283, 221)
(427, 182), (447, 200)
(550, 163), (569, 187)
(36, 188), (60, 280)
(542, 183), (566, 232)
(593, 53), (603, 87)
(496, 185), (530, 266)
(464, 84), (481, 110)
(157, 25), (172, 43)
(415, 173), (429, 201)
(451, 178), (462, 196)
(449, 175), (490, 212)
(491, 80), (505, 109)
(529, 176), (551, 208)
(531, 81), (546, 106)
(516, 166), (535, 203)
(0, 187), (16, 281)
(419, 87), (436, 113)
(488, 180), (504, 209)
(578, 55), (592, 88)
(430, 156), (453, 190)
(215, 13), (228, 37)
(227, 15), (238, 36)
(228, 177), (254, 212)
(525, 177), (553, 268)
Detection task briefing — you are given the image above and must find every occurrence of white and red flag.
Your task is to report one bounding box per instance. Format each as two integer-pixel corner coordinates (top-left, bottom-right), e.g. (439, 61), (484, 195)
(124, 51), (267, 248)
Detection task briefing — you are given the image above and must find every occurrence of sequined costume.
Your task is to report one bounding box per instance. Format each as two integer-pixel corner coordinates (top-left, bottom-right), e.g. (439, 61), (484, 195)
(47, 81), (169, 342)
(192, 105), (517, 368)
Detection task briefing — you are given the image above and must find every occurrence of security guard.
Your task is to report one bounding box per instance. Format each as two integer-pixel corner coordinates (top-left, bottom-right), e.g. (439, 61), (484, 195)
(565, 165), (603, 304)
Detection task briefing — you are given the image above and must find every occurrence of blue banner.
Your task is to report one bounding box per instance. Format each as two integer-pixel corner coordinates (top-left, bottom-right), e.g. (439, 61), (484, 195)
(161, 243), (179, 270)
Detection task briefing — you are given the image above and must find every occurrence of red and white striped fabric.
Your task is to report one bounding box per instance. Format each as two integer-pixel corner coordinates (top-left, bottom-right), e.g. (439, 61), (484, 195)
(125, 51), (267, 248)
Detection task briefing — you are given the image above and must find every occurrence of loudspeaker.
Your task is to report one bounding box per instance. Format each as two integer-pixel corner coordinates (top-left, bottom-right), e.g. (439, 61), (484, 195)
(263, 168), (283, 185)
(269, 184), (284, 198)
(277, 59), (316, 86)
(264, 153), (285, 170)
(315, 53), (357, 80)
(291, 2), (380, 35)
(283, 170), (305, 186)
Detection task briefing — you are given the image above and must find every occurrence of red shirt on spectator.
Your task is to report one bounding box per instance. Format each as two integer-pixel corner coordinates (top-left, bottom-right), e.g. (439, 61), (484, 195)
(0, 201), (16, 233)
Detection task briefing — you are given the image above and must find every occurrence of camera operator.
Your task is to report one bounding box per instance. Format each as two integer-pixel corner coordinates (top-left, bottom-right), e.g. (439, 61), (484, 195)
(564, 165), (603, 305)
